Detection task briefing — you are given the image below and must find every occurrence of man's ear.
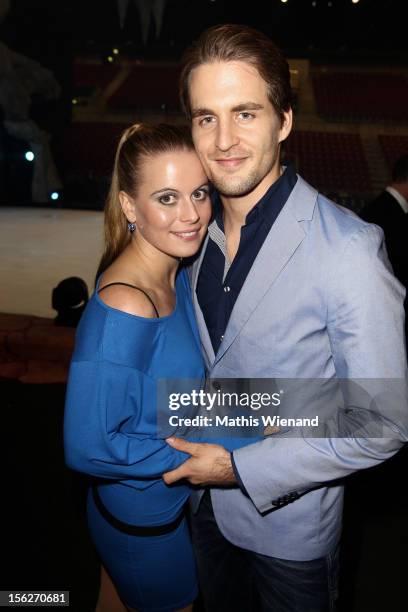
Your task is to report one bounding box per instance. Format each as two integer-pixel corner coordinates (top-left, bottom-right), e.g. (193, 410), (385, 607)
(119, 191), (137, 223)
(278, 108), (293, 144)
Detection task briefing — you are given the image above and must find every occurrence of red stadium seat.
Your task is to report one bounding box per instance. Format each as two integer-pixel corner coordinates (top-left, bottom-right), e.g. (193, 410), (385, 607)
(313, 73), (408, 121)
(378, 135), (408, 172)
(284, 131), (371, 194)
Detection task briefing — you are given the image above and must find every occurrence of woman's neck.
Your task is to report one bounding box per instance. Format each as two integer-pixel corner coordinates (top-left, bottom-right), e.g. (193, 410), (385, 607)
(121, 237), (179, 289)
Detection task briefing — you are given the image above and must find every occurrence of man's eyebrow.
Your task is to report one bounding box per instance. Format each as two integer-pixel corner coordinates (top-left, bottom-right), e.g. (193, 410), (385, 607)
(191, 108), (214, 119)
(191, 103), (264, 118)
(232, 102), (264, 112)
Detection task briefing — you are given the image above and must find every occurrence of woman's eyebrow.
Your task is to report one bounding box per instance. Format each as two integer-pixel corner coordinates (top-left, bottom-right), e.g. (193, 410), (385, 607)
(150, 187), (179, 196)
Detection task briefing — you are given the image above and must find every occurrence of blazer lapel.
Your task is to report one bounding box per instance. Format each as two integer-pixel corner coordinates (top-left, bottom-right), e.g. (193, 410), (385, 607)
(190, 235), (215, 368)
(214, 176), (317, 365)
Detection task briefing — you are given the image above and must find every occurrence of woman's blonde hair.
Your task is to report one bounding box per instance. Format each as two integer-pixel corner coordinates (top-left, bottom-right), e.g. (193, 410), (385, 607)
(97, 123), (194, 276)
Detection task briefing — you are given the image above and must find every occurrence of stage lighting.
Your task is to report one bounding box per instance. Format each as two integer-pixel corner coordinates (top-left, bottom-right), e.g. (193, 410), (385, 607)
(107, 56), (114, 63)
(113, 48), (119, 55)
(352, 0), (360, 3)
(51, 192), (60, 201)
(52, 277), (89, 327)
(281, 0), (288, 3)
(25, 151), (34, 162)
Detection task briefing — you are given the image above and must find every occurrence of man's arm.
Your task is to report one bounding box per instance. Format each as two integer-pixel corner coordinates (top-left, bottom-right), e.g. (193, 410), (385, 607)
(231, 223), (408, 512)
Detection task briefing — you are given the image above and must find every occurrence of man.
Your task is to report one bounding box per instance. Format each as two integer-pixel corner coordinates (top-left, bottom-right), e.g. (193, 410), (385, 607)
(163, 25), (408, 611)
(361, 154), (408, 291)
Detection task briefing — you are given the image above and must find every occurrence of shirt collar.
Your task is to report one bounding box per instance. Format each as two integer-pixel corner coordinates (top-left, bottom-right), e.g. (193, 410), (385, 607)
(386, 186), (408, 213)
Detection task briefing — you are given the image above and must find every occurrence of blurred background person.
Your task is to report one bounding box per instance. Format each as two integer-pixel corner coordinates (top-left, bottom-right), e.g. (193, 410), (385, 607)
(0, 0), (62, 202)
(361, 154), (408, 341)
(360, 154), (408, 290)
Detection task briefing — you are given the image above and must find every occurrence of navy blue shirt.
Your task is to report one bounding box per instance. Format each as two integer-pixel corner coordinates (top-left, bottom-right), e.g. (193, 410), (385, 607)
(197, 164), (298, 354)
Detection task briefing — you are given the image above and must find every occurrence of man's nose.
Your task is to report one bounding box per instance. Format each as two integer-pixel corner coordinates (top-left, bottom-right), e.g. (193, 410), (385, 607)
(215, 119), (239, 152)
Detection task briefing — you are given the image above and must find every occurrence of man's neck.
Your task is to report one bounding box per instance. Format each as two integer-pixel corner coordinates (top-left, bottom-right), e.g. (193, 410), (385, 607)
(221, 166), (283, 234)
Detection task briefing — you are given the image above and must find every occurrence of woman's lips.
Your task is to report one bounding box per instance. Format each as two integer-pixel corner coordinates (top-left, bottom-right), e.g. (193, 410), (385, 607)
(171, 229), (201, 241)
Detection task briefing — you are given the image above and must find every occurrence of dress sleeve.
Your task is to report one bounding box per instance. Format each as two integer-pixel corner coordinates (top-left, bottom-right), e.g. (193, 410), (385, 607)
(64, 359), (189, 479)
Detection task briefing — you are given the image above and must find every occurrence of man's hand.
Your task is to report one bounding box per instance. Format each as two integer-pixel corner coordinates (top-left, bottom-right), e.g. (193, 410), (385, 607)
(163, 437), (237, 486)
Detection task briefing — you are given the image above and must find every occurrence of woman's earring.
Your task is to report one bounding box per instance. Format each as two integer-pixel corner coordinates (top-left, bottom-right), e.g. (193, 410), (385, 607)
(128, 222), (136, 233)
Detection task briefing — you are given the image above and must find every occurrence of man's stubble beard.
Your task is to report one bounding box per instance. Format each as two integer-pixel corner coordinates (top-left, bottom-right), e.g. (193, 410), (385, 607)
(209, 168), (263, 198)
(207, 149), (279, 199)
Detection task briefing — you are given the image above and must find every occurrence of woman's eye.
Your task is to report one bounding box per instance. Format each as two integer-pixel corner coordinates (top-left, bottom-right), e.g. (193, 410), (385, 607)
(192, 188), (209, 201)
(158, 194), (176, 205)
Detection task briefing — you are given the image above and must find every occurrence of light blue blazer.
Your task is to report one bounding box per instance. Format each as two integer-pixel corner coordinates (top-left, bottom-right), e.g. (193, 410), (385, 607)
(190, 176), (408, 560)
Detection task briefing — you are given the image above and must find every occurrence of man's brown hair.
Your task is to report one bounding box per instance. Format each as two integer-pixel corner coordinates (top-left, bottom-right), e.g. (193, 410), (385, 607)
(179, 24), (292, 124)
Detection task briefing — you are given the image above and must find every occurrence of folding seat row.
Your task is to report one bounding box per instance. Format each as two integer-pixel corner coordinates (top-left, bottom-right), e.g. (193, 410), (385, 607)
(285, 131), (371, 193)
(107, 64), (181, 112)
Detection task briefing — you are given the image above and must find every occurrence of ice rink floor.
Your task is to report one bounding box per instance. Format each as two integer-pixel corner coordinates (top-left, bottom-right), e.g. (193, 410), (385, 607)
(0, 207), (103, 318)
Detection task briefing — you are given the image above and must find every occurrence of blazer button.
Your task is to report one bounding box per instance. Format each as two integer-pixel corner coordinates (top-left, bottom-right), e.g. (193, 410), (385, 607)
(212, 381), (221, 391)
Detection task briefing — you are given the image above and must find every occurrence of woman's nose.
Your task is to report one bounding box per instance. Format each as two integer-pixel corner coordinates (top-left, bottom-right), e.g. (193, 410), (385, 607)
(179, 199), (200, 223)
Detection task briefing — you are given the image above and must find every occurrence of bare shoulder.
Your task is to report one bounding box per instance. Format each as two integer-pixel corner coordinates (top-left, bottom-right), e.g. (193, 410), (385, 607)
(98, 283), (157, 318)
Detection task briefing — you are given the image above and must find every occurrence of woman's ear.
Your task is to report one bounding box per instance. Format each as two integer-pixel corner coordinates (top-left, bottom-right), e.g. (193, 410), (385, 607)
(119, 191), (137, 223)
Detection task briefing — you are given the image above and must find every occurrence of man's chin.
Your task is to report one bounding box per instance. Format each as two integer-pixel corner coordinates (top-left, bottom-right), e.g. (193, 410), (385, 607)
(211, 175), (258, 198)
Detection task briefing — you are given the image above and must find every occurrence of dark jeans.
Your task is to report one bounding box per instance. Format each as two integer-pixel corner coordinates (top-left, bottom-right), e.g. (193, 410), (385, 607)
(190, 491), (339, 612)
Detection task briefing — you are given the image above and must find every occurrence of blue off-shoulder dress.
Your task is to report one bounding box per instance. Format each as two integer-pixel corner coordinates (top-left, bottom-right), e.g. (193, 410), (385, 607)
(64, 268), (205, 612)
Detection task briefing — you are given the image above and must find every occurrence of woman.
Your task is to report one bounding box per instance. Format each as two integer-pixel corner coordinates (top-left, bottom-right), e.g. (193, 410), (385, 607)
(64, 123), (212, 612)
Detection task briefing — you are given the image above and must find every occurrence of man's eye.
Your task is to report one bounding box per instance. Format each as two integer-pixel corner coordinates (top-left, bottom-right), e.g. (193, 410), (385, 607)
(199, 116), (215, 127)
(238, 112), (254, 121)
(158, 194), (176, 205)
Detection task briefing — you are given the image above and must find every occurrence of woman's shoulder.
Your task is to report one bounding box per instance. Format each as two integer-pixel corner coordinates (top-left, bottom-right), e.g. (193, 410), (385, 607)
(72, 287), (160, 370)
(97, 283), (158, 319)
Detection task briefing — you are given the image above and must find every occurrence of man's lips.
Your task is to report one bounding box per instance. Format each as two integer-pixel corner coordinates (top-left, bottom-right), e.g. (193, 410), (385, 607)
(213, 157), (248, 169)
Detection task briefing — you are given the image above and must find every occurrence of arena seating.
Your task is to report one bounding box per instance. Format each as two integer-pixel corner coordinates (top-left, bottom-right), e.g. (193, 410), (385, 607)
(0, 313), (74, 383)
(60, 122), (130, 204)
(378, 134), (408, 173)
(60, 124), (373, 202)
(73, 61), (119, 92)
(107, 63), (181, 112)
(61, 122), (128, 178)
(313, 73), (408, 121)
(284, 130), (371, 194)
